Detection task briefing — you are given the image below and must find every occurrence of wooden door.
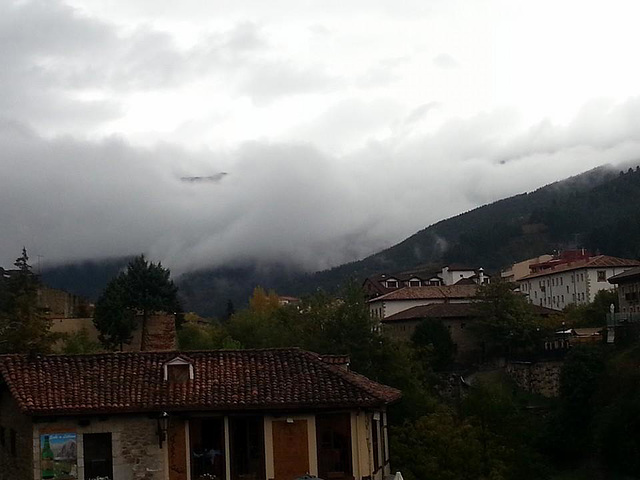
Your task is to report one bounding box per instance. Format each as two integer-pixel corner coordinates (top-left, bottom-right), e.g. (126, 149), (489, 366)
(168, 418), (188, 480)
(272, 420), (310, 480)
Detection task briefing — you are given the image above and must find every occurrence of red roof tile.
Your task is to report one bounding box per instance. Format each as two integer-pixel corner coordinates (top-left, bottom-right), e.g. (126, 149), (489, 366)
(0, 349), (400, 416)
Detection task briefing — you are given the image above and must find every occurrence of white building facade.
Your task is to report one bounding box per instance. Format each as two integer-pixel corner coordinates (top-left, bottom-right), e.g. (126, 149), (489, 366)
(519, 255), (640, 311)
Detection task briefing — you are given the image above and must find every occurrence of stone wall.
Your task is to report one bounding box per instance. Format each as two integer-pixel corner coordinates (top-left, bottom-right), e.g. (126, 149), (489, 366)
(33, 414), (166, 480)
(0, 389), (33, 480)
(506, 360), (563, 397)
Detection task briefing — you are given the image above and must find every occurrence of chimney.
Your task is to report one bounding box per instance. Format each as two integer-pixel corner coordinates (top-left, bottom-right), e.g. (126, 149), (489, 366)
(478, 268), (485, 284)
(140, 313), (177, 351)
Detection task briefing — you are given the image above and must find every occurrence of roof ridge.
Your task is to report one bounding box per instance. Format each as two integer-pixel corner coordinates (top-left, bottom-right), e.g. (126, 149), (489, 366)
(0, 346), (306, 360)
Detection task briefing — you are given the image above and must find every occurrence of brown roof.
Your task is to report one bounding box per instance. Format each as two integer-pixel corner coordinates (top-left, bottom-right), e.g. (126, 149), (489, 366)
(370, 285), (478, 302)
(0, 349), (401, 416)
(382, 303), (479, 322)
(608, 266), (640, 284)
(520, 255), (640, 280)
(382, 302), (558, 323)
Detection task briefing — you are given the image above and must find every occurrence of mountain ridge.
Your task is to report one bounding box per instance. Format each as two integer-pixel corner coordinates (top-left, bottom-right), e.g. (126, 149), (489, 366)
(40, 162), (640, 316)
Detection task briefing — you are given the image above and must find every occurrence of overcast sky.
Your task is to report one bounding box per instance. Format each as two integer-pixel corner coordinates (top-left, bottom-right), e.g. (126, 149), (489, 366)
(3, 0), (640, 273)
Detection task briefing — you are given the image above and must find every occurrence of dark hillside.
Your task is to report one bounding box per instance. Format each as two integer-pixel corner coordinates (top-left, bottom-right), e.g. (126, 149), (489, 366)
(40, 164), (640, 316)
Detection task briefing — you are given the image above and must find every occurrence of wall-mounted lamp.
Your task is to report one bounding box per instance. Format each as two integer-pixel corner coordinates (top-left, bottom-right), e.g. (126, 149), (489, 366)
(286, 417), (294, 424)
(157, 412), (169, 448)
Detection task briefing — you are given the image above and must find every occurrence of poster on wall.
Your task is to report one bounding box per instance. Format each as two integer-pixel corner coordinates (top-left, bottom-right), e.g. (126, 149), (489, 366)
(40, 433), (78, 480)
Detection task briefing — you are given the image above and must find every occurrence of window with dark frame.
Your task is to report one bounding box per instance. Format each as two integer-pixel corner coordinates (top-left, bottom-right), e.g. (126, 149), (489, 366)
(83, 433), (114, 480)
(597, 270), (607, 282)
(229, 416), (265, 480)
(9, 429), (16, 456)
(371, 416), (380, 472)
(167, 364), (191, 383)
(316, 413), (353, 480)
(190, 418), (226, 480)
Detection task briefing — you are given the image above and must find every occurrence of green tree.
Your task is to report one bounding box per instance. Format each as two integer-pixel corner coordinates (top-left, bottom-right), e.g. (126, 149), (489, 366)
(93, 255), (181, 350)
(472, 281), (549, 357)
(61, 328), (102, 354)
(0, 248), (58, 353)
(563, 289), (618, 328)
(391, 407), (498, 480)
(411, 319), (455, 370)
(93, 274), (136, 350)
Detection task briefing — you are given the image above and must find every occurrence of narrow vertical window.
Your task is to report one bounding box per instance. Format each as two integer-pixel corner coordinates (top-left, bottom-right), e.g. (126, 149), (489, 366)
(316, 413), (353, 480)
(371, 415), (380, 472)
(10, 429), (16, 456)
(83, 433), (113, 480)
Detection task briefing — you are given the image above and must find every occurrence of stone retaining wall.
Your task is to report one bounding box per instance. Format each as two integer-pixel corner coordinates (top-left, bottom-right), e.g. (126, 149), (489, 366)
(506, 360), (563, 397)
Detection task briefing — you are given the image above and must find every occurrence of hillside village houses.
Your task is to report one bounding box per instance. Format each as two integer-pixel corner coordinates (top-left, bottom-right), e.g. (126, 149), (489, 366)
(517, 251), (640, 311)
(365, 266), (491, 361)
(364, 265), (490, 300)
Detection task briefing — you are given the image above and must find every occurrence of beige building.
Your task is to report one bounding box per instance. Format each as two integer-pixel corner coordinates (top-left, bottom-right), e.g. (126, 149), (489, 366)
(0, 349), (400, 480)
(501, 255), (553, 283)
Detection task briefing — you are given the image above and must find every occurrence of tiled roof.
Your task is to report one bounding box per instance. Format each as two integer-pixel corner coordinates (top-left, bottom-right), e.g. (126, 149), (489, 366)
(382, 303), (479, 322)
(608, 266), (640, 284)
(370, 285), (478, 302)
(381, 302), (557, 322)
(520, 255), (640, 280)
(0, 349), (401, 416)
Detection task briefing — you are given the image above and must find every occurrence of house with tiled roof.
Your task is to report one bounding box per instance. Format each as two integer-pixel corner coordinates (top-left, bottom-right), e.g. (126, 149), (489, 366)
(518, 254), (640, 311)
(0, 348), (400, 480)
(369, 284), (478, 320)
(381, 303), (558, 362)
(363, 265), (489, 299)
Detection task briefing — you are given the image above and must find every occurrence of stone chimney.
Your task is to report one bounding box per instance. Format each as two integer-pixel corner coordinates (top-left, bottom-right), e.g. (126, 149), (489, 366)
(140, 313), (177, 351)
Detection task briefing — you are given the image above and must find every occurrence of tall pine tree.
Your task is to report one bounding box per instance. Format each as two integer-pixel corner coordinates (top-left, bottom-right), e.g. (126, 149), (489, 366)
(0, 248), (57, 353)
(93, 255), (182, 350)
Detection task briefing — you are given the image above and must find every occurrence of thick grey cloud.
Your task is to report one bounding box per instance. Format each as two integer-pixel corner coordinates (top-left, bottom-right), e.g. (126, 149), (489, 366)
(2, 97), (640, 273)
(3, 0), (640, 274)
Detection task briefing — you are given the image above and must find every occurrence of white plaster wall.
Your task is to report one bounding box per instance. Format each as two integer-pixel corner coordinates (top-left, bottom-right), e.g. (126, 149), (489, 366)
(523, 266), (634, 310)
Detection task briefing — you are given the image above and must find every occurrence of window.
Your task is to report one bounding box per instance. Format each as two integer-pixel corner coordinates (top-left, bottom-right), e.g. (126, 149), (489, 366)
(168, 364), (191, 383)
(84, 433), (113, 480)
(386, 280), (398, 288)
(409, 280), (421, 287)
(9, 429), (16, 456)
(567, 286), (569, 293)
(316, 413), (353, 480)
(190, 418), (225, 480)
(561, 295), (564, 303)
(560, 277), (563, 286)
(229, 417), (265, 480)
(460, 322), (466, 329)
(164, 357), (194, 382)
(534, 291), (537, 299)
(371, 415), (380, 472)
(597, 270), (607, 282)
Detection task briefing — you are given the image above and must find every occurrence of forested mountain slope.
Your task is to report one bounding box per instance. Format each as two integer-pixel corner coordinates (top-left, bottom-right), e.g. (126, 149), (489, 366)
(42, 164), (640, 316)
